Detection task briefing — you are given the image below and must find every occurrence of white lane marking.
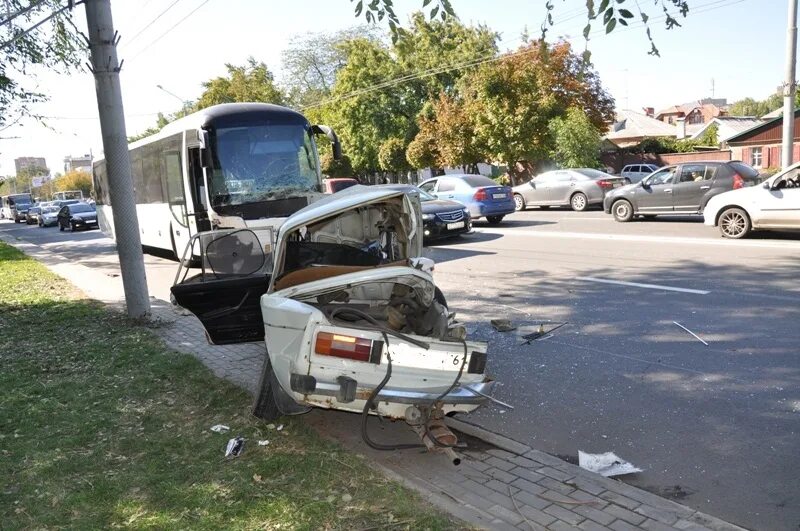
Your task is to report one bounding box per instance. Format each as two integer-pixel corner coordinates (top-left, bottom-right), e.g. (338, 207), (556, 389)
(476, 228), (800, 249)
(576, 276), (710, 295)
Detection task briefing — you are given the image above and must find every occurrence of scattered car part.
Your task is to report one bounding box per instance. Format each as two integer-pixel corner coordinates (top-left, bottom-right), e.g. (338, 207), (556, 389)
(225, 436), (245, 458)
(578, 450), (641, 477)
(673, 321), (709, 346)
(522, 322), (568, 344)
(209, 424), (230, 433)
(491, 319), (516, 332)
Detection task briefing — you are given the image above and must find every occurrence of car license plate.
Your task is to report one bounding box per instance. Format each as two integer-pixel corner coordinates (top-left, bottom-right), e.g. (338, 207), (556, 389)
(612, 183), (621, 188)
(492, 193), (506, 199)
(447, 221), (465, 230)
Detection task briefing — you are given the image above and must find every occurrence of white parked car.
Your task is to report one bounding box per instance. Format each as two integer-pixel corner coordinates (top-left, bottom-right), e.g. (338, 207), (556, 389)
(171, 186), (494, 454)
(704, 162), (800, 238)
(620, 163), (660, 184)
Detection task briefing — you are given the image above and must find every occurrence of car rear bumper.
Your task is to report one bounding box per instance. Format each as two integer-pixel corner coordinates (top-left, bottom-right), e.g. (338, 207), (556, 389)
(300, 377), (495, 405)
(472, 201), (515, 218)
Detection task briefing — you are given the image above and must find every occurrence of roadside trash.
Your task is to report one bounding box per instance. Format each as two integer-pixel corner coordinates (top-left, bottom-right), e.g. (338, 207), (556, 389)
(267, 423), (276, 430)
(491, 319), (516, 332)
(225, 436), (245, 458)
(257, 440), (270, 446)
(522, 322), (568, 344)
(578, 451), (642, 477)
(210, 424), (230, 433)
(673, 321), (709, 346)
(276, 424), (284, 431)
(341, 493), (352, 502)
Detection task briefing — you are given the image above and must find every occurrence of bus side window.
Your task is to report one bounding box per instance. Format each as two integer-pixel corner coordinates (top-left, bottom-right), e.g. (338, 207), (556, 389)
(164, 150), (187, 227)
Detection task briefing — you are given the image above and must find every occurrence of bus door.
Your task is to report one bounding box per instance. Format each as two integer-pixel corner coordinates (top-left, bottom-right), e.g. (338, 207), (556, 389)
(163, 148), (193, 256)
(187, 146), (212, 232)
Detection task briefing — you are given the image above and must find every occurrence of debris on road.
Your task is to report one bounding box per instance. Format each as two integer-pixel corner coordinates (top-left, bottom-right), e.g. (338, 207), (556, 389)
(491, 318), (516, 332)
(521, 322), (568, 344)
(210, 424), (230, 433)
(673, 321), (709, 346)
(257, 440), (270, 446)
(276, 424), (284, 431)
(225, 436), (245, 458)
(578, 450), (642, 477)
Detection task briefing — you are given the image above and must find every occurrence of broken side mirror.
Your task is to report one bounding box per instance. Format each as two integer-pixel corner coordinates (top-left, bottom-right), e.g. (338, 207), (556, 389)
(311, 124), (342, 161)
(199, 130), (213, 169)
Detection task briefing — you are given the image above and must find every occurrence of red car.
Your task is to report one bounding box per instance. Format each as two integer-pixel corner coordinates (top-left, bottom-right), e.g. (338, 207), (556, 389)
(321, 178), (359, 194)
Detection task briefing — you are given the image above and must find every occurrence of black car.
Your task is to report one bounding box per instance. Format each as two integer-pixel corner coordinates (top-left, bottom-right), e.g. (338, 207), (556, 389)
(603, 161), (760, 222)
(387, 185), (472, 242)
(57, 203), (98, 232)
(25, 205), (42, 225)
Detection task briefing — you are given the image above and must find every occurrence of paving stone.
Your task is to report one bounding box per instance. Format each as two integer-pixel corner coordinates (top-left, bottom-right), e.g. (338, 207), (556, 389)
(485, 455), (517, 472)
(462, 457), (491, 472)
(510, 466), (546, 484)
(579, 520), (612, 531)
(518, 504), (557, 527)
(487, 448), (518, 460)
(543, 504), (586, 526)
(537, 476), (577, 495)
(674, 518), (713, 531)
(573, 504), (617, 526)
(565, 476), (608, 496)
(568, 489), (607, 506)
(523, 449), (571, 468)
(455, 489), (495, 512)
(635, 504), (680, 525)
(510, 477), (546, 495)
(536, 466), (574, 482)
(512, 489), (551, 510)
(486, 488), (525, 514)
(684, 513), (747, 531)
(642, 518), (681, 531)
(516, 520), (548, 531)
(549, 520), (582, 531)
(507, 454), (540, 468)
(485, 467), (517, 483)
(605, 504), (647, 526)
(599, 490), (641, 510)
(487, 504), (524, 526)
(610, 520), (643, 531)
(460, 478), (497, 500)
(487, 519), (522, 531)
(486, 479), (519, 495)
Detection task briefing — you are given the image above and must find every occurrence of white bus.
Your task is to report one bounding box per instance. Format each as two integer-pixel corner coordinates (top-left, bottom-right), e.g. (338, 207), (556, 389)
(92, 102), (341, 257)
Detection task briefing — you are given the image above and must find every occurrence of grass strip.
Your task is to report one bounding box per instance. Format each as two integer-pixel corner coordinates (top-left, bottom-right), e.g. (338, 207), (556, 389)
(0, 242), (455, 530)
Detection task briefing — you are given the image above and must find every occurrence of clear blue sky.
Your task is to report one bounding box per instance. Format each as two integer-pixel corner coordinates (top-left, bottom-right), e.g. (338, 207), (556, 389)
(0, 0), (785, 175)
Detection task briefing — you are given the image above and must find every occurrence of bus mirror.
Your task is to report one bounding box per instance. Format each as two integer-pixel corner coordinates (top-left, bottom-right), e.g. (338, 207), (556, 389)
(199, 131), (213, 168)
(311, 124), (342, 161)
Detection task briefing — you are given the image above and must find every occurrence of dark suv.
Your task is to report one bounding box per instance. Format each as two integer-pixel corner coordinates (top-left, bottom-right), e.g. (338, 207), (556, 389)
(603, 161), (760, 222)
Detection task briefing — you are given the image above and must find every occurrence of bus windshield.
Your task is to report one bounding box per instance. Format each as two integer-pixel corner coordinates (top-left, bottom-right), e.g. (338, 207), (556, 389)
(209, 124), (320, 207)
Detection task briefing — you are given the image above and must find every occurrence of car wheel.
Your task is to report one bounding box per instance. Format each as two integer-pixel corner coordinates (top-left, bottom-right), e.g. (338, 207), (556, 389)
(624, 178), (632, 185)
(70, 222), (76, 232)
(59, 222), (64, 232)
(513, 194), (526, 211)
(612, 200), (634, 222)
(38, 220), (43, 227)
(486, 215), (504, 225)
(718, 207), (751, 239)
(570, 192), (588, 212)
(540, 205), (550, 210)
(641, 215), (656, 221)
(252, 352), (282, 422)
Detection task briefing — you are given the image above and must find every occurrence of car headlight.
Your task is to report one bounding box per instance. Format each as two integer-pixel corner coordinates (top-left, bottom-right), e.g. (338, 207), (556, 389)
(422, 213), (434, 221)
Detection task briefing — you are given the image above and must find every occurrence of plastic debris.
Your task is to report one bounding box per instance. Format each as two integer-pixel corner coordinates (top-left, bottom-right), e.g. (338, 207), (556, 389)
(341, 493), (352, 502)
(257, 440), (270, 446)
(276, 424), (284, 431)
(490, 319), (516, 332)
(225, 436), (245, 458)
(210, 424), (230, 433)
(522, 322), (568, 344)
(578, 451), (641, 477)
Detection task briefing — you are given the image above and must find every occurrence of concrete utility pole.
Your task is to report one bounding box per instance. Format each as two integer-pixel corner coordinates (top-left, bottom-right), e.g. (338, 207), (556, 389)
(782, 0), (798, 168)
(84, 0), (150, 318)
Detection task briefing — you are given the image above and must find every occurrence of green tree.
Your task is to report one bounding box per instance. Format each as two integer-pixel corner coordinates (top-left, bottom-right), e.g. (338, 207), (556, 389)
(378, 137), (411, 176)
(13, 165), (49, 193)
(320, 152), (354, 178)
(549, 107), (602, 168)
(410, 94), (482, 172)
(54, 169), (93, 197)
(696, 123), (719, 146)
(462, 40), (614, 183)
(196, 57), (285, 109)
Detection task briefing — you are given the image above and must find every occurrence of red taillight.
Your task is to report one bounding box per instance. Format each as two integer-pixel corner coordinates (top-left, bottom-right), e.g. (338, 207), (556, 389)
(315, 332), (374, 362)
(732, 174), (745, 189)
(473, 188), (488, 201)
(596, 180), (612, 188)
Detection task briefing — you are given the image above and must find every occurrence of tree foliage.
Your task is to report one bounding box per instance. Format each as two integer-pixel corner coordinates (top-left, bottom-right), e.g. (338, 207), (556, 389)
(548, 107), (602, 168)
(695, 123), (719, 146)
(728, 93), (789, 118)
(196, 57), (285, 109)
(378, 137), (411, 173)
(55, 169), (93, 196)
(460, 40), (614, 182)
(320, 152), (354, 178)
(410, 94), (481, 172)
(1, 1), (83, 128)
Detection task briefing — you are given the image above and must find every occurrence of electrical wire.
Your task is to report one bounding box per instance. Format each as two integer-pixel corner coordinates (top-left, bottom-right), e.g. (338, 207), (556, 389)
(124, 0), (183, 46)
(127, 0), (211, 61)
(0, 0), (46, 27)
(0, 3), (69, 51)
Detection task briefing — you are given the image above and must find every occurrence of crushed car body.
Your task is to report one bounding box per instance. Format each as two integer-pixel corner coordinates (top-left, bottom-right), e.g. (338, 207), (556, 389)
(171, 186), (495, 455)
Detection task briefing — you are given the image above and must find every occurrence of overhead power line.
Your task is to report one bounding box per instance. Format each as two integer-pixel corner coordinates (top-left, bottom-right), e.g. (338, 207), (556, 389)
(0, 0), (46, 27)
(0, 3), (69, 51)
(302, 0), (745, 112)
(128, 0), (211, 60)
(124, 0), (183, 46)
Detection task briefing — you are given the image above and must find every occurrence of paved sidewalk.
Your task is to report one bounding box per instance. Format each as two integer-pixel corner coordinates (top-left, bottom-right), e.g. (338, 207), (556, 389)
(2, 234), (748, 531)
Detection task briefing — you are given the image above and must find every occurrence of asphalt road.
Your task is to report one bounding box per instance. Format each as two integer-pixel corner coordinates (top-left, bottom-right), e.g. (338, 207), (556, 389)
(2, 208), (799, 530)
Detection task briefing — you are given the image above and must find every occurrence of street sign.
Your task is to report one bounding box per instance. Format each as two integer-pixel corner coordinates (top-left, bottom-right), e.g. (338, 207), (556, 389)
(31, 175), (51, 187)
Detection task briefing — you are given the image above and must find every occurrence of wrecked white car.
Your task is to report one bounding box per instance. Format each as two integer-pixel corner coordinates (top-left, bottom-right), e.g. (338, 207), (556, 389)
(171, 186), (494, 458)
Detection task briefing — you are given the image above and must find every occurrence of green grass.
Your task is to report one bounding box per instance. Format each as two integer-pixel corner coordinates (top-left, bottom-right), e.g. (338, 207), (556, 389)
(0, 242), (456, 530)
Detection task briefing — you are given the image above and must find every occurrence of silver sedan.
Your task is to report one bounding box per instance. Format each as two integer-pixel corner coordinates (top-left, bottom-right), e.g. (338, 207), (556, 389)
(512, 168), (627, 211)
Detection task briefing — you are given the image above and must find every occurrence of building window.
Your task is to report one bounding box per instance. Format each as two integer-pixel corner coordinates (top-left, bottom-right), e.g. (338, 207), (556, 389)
(751, 147), (763, 167)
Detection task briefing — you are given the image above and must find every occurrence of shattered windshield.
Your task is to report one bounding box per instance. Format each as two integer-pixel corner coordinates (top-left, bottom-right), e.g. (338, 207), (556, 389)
(209, 124), (320, 207)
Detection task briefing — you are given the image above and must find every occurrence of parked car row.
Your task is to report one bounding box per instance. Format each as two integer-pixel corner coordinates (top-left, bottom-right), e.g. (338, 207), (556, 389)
(511, 168), (627, 212)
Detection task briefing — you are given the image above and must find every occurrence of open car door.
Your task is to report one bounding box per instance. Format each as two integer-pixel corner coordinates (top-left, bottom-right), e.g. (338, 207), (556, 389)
(170, 228), (273, 345)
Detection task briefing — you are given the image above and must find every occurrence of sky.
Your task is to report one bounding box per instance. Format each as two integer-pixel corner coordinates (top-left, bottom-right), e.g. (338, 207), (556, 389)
(0, 0), (788, 176)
